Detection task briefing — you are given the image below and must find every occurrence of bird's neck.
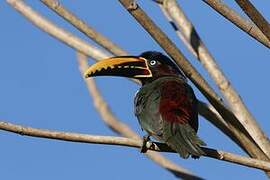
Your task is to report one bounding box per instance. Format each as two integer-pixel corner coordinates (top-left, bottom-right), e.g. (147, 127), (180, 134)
(141, 75), (185, 86)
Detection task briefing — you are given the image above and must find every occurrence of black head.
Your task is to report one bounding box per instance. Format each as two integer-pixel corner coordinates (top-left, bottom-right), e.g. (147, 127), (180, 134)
(139, 51), (186, 83)
(84, 51), (186, 84)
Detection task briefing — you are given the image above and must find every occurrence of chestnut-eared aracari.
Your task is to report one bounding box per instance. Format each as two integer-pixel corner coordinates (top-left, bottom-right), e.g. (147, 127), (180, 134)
(84, 51), (206, 158)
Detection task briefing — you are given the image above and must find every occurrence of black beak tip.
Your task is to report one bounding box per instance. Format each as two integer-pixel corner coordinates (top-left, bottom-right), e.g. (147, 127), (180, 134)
(84, 73), (90, 78)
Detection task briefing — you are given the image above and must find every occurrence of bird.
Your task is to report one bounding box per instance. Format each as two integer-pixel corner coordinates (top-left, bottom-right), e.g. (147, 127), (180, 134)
(84, 51), (206, 159)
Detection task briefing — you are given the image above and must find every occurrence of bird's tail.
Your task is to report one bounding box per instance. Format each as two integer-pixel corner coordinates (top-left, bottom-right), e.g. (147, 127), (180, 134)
(163, 122), (206, 159)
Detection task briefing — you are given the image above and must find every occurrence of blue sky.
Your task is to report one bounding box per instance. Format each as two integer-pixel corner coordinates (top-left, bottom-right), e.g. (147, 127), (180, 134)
(1, 1), (270, 179)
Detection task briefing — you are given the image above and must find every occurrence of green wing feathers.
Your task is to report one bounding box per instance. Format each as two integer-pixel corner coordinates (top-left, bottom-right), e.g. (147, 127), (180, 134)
(163, 121), (206, 159)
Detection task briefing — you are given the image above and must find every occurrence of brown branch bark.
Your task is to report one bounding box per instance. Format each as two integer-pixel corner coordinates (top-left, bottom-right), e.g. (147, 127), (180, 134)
(41, 0), (128, 56)
(235, 0), (270, 41)
(1, 121), (270, 172)
(156, 0), (270, 161)
(202, 0), (270, 48)
(6, 0), (111, 60)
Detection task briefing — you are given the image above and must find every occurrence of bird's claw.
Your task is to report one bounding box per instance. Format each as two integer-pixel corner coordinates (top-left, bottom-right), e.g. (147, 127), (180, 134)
(140, 135), (151, 153)
(191, 155), (200, 159)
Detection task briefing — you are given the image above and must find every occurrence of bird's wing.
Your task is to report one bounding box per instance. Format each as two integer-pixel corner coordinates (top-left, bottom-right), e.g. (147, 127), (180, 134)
(134, 86), (163, 138)
(159, 80), (206, 158)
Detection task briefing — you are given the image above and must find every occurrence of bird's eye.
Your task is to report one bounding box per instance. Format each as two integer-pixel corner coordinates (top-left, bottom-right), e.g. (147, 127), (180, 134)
(149, 60), (157, 66)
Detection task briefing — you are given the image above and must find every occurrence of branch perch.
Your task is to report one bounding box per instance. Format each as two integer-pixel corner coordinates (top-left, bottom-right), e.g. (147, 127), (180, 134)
(1, 121), (270, 172)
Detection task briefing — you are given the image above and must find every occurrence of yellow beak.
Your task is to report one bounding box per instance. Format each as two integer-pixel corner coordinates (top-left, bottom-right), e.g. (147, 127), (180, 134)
(84, 56), (152, 78)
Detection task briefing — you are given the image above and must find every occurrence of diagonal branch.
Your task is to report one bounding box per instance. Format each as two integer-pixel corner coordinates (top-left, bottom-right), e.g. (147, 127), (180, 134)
(1, 121), (270, 172)
(155, 0), (270, 161)
(41, 0), (128, 56)
(235, 0), (270, 41)
(6, 0), (111, 60)
(202, 0), (270, 48)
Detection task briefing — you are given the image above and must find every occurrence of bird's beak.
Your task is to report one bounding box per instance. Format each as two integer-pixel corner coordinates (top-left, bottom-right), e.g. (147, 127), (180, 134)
(84, 56), (152, 78)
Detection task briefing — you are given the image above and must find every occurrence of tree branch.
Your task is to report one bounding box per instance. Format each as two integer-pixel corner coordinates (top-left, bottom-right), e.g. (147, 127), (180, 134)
(41, 0), (128, 56)
(0, 121), (270, 172)
(6, 0), (112, 60)
(202, 0), (270, 48)
(235, 0), (270, 41)
(155, 0), (270, 160)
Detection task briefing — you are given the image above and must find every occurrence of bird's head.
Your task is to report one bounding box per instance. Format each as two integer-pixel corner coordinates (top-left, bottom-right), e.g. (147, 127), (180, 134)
(84, 51), (186, 84)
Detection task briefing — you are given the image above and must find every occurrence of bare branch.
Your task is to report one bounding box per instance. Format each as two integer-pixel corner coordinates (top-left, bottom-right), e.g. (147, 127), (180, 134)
(202, 0), (270, 48)
(1, 121), (270, 172)
(235, 0), (270, 41)
(41, 0), (128, 56)
(6, 0), (112, 60)
(156, 0), (270, 160)
(76, 52), (198, 179)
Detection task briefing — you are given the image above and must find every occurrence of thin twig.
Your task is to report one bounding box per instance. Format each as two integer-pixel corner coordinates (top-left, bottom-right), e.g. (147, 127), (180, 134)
(0, 121), (270, 172)
(76, 52), (197, 179)
(157, 0), (270, 160)
(235, 0), (270, 41)
(202, 0), (270, 48)
(6, 0), (111, 60)
(41, 0), (128, 56)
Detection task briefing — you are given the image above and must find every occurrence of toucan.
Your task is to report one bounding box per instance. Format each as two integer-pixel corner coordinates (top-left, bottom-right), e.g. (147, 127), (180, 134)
(84, 51), (206, 158)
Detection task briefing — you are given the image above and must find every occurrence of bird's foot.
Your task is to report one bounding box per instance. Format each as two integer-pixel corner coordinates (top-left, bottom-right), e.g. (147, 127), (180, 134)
(191, 155), (200, 159)
(140, 135), (151, 153)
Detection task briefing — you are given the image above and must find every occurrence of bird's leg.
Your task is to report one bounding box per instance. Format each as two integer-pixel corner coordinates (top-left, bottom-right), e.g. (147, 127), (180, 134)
(140, 135), (151, 153)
